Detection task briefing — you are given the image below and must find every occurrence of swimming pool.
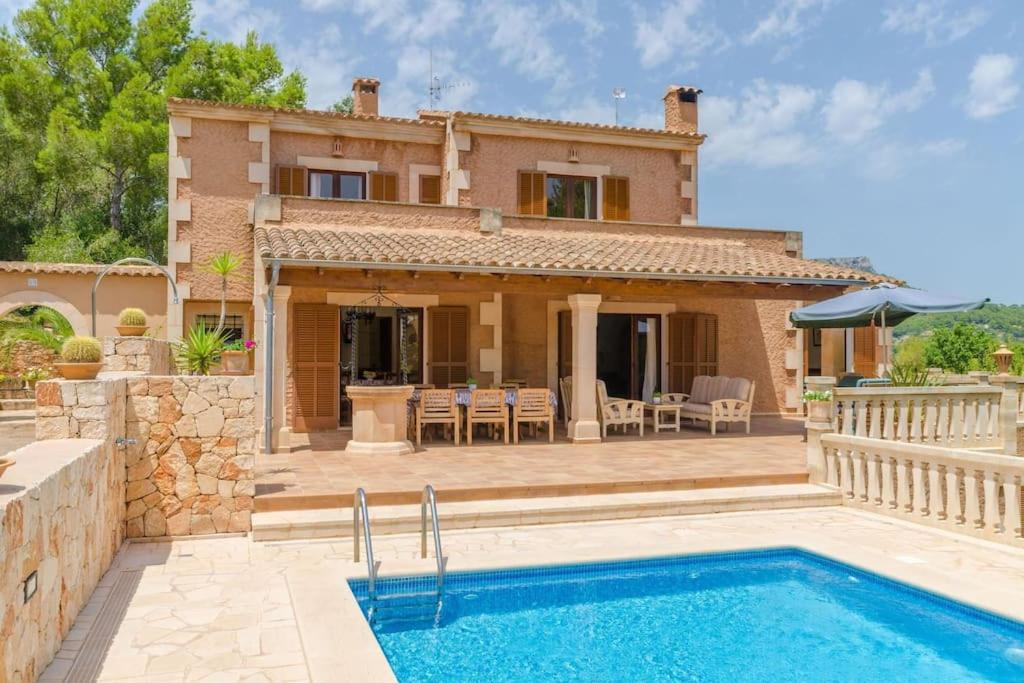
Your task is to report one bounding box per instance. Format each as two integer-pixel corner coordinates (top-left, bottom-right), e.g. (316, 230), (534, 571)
(350, 548), (1024, 682)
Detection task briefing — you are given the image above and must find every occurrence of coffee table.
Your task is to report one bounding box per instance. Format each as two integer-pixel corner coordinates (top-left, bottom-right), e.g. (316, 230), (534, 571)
(645, 402), (681, 432)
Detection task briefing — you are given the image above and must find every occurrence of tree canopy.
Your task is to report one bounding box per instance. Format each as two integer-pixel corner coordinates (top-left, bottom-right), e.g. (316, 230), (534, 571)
(0, 0), (307, 264)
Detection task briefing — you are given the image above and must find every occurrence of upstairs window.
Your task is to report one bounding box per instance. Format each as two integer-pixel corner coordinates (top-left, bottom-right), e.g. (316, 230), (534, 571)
(309, 170), (365, 200)
(546, 174), (597, 219)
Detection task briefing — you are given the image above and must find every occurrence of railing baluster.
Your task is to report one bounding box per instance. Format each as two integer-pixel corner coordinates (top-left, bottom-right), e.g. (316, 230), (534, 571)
(880, 455), (895, 509)
(1003, 476), (1021, 538)
(897, 458), (912, 513)
(825, 445), (838, 488)
(950, 399), (965, 448)
(852, 450), (866, 502)
(964, 470), (981, 528)
(944, 466), (962, 524)
(897, 400), (910, 442)
(923, 399), (938, 445)
(937, 397), (950, 445)
(912, 460), (927, 516)
(866, 452), (881, 505)
(983, 472), (1001, 533)
(882, 399), (895, 440)
(928, 464), (943, 519)
(964, 398), (979, 448)
(855, 400), (868, 437)
(839, 448), (853, 498)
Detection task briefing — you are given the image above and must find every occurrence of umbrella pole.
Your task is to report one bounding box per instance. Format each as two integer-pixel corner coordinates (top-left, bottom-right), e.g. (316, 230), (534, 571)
(881, 309), (889, 375)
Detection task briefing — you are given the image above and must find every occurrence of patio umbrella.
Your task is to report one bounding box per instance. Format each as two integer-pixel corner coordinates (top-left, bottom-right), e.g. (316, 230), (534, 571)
(789, 283), (989, 370)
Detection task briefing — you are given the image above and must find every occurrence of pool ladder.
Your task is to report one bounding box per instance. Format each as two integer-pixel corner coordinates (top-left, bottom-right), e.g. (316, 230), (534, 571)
(353, 485), (447, 625)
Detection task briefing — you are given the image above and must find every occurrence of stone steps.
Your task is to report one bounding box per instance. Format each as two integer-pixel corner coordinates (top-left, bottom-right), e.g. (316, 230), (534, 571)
(0, 398), (35, 411)
(0, 409), (35, 424)
(251, 483), (841, 542)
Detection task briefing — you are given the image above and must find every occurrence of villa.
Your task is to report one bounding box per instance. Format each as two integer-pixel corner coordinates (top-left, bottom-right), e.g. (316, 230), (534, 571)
(4, 77), (1024, 683)
(163, 77), (886, 453)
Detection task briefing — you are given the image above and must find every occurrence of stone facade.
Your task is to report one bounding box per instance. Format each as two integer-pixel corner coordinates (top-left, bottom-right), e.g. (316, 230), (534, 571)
(124, 376), (255, 537)
(35, 374), (255, 538)
(1, 340), (57, 378)
(102, 335), (175, 374)
(0, 439), (125, 682)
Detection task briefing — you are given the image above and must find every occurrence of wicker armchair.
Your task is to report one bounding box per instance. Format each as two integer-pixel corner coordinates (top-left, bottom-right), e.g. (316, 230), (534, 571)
(596, 380), (644, 438)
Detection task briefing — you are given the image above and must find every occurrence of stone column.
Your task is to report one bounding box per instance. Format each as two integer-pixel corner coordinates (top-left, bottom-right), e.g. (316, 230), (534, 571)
(568, 294), (602, 444)
(271, 285), (292, 452)
(991, 376), (1023, 456)
(804, 376), (836, 483)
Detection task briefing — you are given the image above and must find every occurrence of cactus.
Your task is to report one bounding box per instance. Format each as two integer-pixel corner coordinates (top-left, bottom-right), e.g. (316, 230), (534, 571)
(61, 336), (103, 363)
(118, 307), (147, 326)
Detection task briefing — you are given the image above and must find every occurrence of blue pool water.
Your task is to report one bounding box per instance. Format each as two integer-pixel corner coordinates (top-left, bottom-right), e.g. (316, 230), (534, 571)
(350, 548), (1024, 682)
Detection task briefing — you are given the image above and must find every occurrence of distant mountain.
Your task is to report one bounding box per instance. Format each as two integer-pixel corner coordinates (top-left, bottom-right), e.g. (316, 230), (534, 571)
(893, 304), (1024, 341)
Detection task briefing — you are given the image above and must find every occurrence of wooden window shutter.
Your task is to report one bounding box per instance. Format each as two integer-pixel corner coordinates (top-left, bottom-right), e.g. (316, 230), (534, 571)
(419, 175), (441, 204)
(667, 312), (718, 393)
(853, 325), (876, 377)
(602, 176), (630, 221)
(276, 165), (307, 196)
(428, 306), (470, 387)
(517, 171), (546, 215)
(557, 310), (573, 380)
(291, 304), (339, 431)
(369, 172), (398, 201)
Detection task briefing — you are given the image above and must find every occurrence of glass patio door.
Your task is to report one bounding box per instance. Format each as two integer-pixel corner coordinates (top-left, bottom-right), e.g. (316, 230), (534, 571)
(595, 314), (660, 401)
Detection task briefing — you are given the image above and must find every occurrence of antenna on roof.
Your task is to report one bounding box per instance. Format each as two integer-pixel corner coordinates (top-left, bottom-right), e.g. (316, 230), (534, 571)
(612, 88), (626, 125)
(428, 48), (469, 109)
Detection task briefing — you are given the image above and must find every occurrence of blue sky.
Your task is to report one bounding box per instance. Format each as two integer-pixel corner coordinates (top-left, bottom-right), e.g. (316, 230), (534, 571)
(2, 1), (1021, 302)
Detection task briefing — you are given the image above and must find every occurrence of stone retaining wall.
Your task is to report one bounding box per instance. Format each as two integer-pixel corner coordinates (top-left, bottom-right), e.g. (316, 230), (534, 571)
(2, 340), (57, 378)
(0, 439), (125, 682)
(34, 374), (255, 538)
(102, 336), (174, 374)
(124, 376), (255, 537)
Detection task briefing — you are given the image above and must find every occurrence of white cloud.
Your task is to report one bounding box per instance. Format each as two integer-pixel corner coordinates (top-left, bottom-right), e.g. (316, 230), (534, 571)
(965, 53), (1019, 119)
(701, 80), (821, 167)
(633, 0), (726, 70)
(744, 0), (832, 44)
(298, 0), (464, 43)
(823, 69), (934, 143)
(480, 1), (570, 88)
(920, 138), (966, 156)
(193, 0), (283, 43)
(278, 24), (360, 109)
(881, 1), (989, 45)
(387, 44), (478, 116)
(554, 0), (605, 41)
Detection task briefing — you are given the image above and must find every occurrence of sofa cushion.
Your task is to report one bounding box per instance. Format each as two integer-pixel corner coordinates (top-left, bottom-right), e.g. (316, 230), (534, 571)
(690, 376), (712, 404)
(707, 376), (731, 402)
(681, 402), (712, 415)
(725, 377), (751, 402)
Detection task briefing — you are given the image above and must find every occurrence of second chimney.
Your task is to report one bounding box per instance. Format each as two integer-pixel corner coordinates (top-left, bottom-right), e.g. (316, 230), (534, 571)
(663, 85), (701, 134)
(352, 77), (381, 117)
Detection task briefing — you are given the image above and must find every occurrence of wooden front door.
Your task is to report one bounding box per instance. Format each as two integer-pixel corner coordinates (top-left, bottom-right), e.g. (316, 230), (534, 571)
(853, 325), (876, 377)
(428, 306), (469, 387)
(292, 304), (339, 432)
(667, 312), (719, 393)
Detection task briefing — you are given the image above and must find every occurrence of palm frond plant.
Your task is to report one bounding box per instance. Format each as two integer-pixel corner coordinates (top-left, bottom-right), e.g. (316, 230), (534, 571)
(205, 252), (243, 333)
(175, 323), (229, 375)
(0, 306), (74, 367)
(887, 363), (942, 387)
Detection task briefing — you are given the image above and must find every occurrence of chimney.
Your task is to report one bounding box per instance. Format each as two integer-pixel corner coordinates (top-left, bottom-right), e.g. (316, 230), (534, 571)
(663, 85), (701, 134)
(351, 77), (380, 117)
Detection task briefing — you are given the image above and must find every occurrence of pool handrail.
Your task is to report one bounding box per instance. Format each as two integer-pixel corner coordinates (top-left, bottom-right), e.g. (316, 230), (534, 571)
(353, 487), (378, 598)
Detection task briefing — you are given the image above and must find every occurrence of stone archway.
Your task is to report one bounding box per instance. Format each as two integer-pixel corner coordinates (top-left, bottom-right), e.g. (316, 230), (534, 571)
(0, 290), (88, 335)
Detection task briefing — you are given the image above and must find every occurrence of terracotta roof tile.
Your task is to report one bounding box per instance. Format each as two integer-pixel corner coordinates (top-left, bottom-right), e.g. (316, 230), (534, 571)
(167, 98), (443, 128)
(0, 261), (163, 277)
(416, 110), (705, 141)
(255, 224), (883, 284)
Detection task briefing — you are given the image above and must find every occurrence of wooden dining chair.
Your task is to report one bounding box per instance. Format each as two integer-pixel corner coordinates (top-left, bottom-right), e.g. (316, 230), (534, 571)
(514, 388), (555, 444)
(466, 389), (509, 445)
(416, 389), (459, 446)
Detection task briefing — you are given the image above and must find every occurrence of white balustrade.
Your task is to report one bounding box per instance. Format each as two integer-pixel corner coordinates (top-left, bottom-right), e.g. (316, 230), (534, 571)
(822, 433), (1024, 546)
(832, 386), (1004, 450)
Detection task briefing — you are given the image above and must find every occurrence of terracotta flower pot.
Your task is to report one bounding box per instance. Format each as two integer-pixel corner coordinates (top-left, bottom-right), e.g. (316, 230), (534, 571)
(55, 362), (104, 380)
(807, 400), (832, 422)
(220, 350), (249, 375)
(115, 325), (148, 337)
(0, 456), (15, 479)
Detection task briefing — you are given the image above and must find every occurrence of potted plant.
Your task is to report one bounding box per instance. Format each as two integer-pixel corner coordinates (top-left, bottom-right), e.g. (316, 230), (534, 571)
(116, 307), (148, 336)
(651, 391), (662, 405)
(466, 376), (478, 391)
(221, 339), (256, 375)
(21, 367), (48, 389)
(175, 324), (228, 375)
(803, 389), (833, 422)
(55, 336), (104, 380)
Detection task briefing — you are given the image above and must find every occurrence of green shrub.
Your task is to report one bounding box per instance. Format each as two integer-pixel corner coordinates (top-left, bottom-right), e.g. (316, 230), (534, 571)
(802, 390), (832, 402)
(175, 324), (228, 375)
(61, 336), (102, 363)
(118, 307), (147, 326)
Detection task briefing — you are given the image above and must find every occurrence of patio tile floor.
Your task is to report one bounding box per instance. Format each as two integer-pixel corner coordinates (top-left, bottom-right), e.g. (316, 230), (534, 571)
(256, 417), (809, 510)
